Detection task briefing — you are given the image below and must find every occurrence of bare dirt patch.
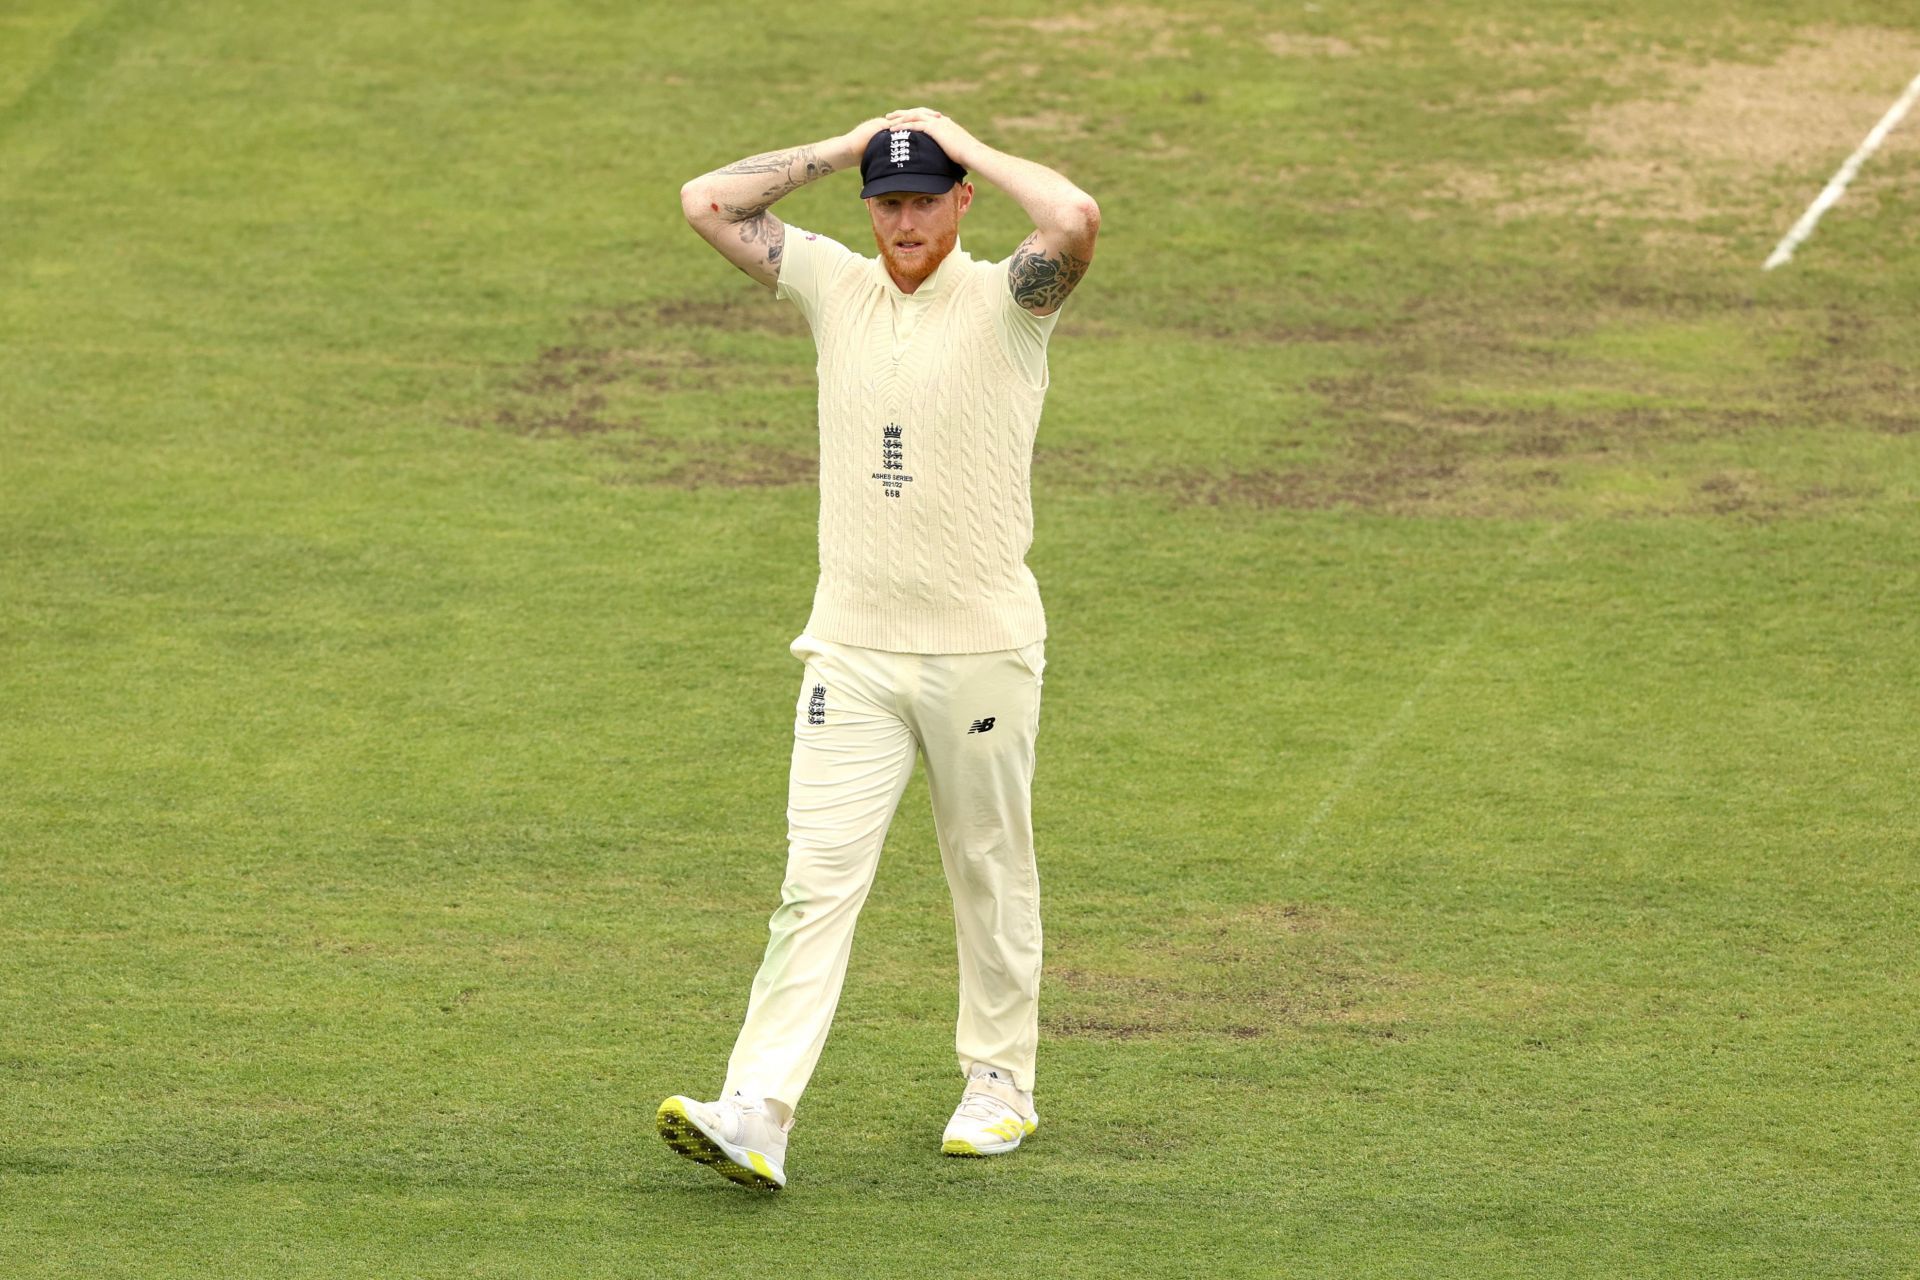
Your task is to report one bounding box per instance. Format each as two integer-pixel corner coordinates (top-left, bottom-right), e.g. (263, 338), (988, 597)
(1586, 28), (1920, 172)
(1440, 26), (1920, 224)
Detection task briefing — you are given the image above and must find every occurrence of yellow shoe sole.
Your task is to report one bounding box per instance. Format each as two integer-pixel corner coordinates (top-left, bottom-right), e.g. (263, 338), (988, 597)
(656, 1097), (784, 1190)
(942, 1116), (1037, 1158)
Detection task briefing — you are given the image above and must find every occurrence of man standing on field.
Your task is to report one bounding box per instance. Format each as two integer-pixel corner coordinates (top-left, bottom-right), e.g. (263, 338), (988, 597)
(656, 108), (1099, 1190)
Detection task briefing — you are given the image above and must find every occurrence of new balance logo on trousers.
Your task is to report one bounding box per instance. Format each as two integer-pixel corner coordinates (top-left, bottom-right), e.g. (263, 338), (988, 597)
(967, 717), (995, 734)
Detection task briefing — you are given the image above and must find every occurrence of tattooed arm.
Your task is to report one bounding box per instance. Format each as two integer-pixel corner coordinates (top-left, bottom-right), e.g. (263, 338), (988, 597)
(680, 117), (888, 288)
(883, 108), (1099, 316)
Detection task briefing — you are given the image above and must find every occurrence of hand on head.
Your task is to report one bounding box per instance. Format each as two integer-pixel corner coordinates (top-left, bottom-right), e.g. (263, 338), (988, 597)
(844, 114), (893, 145)
(882, 108), (978, 165)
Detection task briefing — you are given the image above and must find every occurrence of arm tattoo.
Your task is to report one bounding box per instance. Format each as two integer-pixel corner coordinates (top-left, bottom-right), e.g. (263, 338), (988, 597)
(736, 210), (785, 271)
(703, 144), (821, 278)
(715, 144), (834, 207)
(1008, 231), (1090, 313)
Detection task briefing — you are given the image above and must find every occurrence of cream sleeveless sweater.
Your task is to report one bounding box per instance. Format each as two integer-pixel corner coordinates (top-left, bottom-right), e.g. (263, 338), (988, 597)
(776, 231), (1057, 653)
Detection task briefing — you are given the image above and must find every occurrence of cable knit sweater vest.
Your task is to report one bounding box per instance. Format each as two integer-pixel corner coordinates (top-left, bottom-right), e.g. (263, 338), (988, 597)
(781, 235), (1050, 653)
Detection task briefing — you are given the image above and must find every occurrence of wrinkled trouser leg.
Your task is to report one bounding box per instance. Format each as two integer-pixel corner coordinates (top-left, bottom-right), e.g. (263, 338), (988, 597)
(914, 642), (1046, 1095)
(724, 637), (914, 1112)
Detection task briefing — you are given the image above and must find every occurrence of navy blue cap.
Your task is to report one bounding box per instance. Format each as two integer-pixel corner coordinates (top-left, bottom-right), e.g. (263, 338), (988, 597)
(860, 128), (967, 198)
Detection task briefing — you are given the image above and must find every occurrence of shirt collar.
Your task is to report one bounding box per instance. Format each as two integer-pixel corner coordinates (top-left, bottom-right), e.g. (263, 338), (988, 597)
(874, 240), (970, 300)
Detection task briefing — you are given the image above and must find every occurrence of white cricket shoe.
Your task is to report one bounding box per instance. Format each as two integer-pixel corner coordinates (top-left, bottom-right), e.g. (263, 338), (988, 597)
(941, 1067), (1039, 1157)
(656, 1093), (788, 1190)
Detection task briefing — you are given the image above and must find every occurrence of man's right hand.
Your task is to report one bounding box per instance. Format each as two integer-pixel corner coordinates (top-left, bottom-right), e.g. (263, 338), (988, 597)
(830, 116), (893, 171)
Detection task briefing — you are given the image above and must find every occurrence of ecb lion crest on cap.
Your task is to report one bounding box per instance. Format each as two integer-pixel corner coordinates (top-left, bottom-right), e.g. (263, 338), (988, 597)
(859, 127), (967, 198)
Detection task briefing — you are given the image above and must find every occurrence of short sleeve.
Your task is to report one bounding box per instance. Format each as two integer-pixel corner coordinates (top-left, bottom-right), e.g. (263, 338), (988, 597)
(988, 258), (1062, 388)
(775, 227), (858, 330)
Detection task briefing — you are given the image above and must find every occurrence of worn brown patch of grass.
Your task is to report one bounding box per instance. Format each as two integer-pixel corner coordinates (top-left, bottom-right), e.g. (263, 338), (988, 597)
(1044, 901), (1404, 1041)
(1162, 380), (1862, 521)
(478, 300), (817, 486)
(602, 438), (816, 491)
(992, 111), (1091, 140)
(1263, 32), (1377, 59)
(1142, 280), (1912, 519)
(642, 297), (808, 337)
(910, 78), (983, 98)
(980, 5), (1213, 63)
(1437, 26), (1920, 225)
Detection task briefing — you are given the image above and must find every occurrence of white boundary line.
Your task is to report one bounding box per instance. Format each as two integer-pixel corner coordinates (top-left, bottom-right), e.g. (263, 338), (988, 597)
(1278, 523), (1567, 863)
(1764, 68), (1920, 271)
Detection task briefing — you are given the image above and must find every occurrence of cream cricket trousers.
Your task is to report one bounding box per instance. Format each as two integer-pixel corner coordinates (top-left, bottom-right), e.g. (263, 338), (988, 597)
(723, 632), (1046, 1112)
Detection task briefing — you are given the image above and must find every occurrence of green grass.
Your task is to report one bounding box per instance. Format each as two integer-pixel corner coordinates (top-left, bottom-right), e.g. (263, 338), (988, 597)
(4, 2), (1918, 1276)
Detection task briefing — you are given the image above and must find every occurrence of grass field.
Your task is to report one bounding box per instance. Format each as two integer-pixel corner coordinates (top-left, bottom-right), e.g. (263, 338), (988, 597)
(4, 2), (1918, 1276)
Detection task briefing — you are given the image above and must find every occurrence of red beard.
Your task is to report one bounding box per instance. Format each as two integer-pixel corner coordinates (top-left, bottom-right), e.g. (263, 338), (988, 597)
(875, 223), (959, 288)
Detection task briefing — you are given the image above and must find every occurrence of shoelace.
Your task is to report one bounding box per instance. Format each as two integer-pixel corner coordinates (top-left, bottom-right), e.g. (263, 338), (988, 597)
(954, 1090), (1019, 1125)
(720, 1095), (771, 1142)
